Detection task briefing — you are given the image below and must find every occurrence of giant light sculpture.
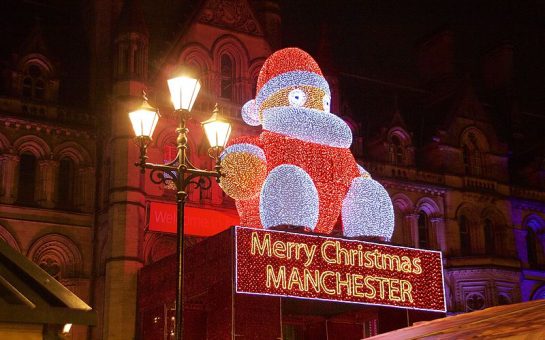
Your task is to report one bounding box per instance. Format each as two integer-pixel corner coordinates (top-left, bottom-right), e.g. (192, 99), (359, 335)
(220, 48), (394, 240)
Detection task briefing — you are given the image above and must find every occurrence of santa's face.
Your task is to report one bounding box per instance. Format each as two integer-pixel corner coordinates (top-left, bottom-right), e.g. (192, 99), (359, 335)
(259, 86), (353, 148)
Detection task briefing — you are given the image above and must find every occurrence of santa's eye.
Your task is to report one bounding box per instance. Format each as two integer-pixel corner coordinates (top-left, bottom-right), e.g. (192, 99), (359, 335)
(323, 95), (331, 112)
(288, 89), (307, 107)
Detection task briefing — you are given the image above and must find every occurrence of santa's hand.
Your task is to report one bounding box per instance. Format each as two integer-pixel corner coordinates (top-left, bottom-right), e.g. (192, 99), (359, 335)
(219, 143), (267, 200)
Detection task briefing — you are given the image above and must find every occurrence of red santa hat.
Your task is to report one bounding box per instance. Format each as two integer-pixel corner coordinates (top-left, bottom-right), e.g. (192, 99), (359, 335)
(242, 48), (330, 126)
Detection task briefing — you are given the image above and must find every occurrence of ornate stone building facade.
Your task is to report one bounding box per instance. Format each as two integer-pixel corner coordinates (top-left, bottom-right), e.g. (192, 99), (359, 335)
(0, 0), (544, 339)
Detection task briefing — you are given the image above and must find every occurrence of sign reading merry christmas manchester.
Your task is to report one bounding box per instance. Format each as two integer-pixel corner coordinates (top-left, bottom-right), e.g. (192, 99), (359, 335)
(235, 227), (446, 312)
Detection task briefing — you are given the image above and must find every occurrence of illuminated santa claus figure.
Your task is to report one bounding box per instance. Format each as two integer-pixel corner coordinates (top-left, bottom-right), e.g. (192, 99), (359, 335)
(220, 47), (394, 240)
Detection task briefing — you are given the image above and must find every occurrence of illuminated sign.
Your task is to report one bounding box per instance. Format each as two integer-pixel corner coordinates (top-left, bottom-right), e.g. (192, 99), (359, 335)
(147, 201), (239, 236)
(235, 226), (445, 312)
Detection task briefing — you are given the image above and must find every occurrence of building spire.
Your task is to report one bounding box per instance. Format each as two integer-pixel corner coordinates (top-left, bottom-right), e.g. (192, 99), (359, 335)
(19, 17), (49, 56)
(114, 0), (149, 83)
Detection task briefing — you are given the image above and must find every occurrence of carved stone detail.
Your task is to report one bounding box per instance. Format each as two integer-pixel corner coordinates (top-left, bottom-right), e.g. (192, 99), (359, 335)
(198, 0), (263, 36)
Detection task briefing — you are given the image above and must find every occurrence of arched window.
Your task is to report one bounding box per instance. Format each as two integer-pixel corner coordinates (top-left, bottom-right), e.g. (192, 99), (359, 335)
(22, 64), (46, 101)
(484, 218), (495, 255)
(57, 158), (76, 209)
(220, 54), (234, 100)
(459, 215), (471, 255)
(389, 135), (404, 165)
(462, 132), (484, 176)
(527, 228), (538, 267)
(17, 153), (37, 204)
(418, 212), (429, 249)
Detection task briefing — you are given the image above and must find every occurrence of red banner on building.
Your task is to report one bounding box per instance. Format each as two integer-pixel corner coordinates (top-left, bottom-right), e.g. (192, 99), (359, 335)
(235, 226), (446, 312)
(147, 201), (240, 236)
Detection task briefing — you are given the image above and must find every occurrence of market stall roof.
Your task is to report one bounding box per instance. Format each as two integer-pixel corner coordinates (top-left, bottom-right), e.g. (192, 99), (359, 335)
(370, 299), (545, 339)
(0, 240), (96, 326)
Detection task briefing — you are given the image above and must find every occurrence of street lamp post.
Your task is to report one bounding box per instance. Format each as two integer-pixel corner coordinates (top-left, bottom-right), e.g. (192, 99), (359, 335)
(129, 76), (231, 340)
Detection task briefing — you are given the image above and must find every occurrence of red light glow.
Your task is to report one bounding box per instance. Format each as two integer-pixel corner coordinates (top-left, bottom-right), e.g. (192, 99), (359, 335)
(147, 201), (239, 236)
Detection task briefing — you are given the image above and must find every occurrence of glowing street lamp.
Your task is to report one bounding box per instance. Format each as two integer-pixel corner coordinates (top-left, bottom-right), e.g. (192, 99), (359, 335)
(202, 103), (232, 160)
(167, 76), (201, 111)
(128, 96), (159, 139)
(129, 74), (231, 340)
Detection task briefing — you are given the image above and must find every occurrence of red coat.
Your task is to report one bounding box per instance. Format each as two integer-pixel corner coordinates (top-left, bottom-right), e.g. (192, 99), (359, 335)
(230, 131), (360, 234)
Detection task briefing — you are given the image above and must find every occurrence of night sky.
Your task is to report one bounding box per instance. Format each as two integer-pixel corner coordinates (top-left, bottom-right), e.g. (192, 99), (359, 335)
(1, 0), (544, 119)
(281, 0), (545, 102)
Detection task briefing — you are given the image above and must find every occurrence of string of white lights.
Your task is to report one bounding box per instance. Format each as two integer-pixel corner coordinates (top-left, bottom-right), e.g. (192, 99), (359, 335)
(259, 164), (319, 230)
(261, 107), (352, 148)
(342, 177), (395, 240)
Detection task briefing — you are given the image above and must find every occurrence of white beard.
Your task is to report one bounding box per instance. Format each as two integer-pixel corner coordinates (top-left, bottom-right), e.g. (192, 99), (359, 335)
(261, 106), (353, 148)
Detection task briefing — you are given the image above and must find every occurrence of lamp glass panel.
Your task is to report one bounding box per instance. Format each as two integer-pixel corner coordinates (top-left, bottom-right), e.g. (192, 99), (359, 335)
(167, 77), (201, 111)
(203, 120), (232, 148)
(129, 108), (159, 137)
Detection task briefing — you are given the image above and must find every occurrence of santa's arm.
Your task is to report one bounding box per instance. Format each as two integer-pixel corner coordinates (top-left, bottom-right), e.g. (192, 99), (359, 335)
(219, 137), (267, 200)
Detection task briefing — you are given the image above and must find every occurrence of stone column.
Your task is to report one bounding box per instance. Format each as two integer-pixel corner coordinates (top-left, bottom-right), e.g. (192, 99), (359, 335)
(101, 96), (146, 340)
(404, 214), (419, 248)
(0, 154), (19, 204)
(36, 159), (59, 208)
(431, 217), (447, 253)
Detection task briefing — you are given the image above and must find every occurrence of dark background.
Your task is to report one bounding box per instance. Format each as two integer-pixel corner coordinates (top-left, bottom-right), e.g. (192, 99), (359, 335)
(1, 0), (544, 122)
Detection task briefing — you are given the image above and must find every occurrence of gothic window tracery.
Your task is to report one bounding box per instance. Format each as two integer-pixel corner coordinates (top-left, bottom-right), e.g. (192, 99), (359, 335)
(39, 257), (62, 279)
(28, 234), (83, 281)
(22, 64), (46, 101)
(220, 54), (234, 100)
(461, 130), (486, 177)
(387, 129), (412, 166)
(389, 135), (404, 165)
(465, 292), (485, 311)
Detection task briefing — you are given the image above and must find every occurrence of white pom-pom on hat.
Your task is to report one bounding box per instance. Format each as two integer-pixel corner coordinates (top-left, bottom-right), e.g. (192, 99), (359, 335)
(241, 99), (261, 126)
